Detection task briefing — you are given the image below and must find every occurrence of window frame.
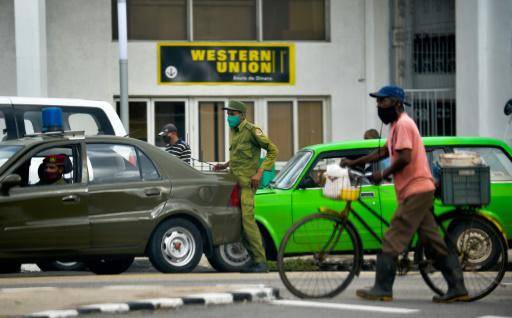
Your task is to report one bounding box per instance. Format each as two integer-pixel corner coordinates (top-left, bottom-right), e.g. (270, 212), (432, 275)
(112, 0), (330, 42)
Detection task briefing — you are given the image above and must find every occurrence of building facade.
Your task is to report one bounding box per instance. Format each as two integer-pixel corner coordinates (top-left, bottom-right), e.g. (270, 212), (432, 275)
(1, 0), (511, 164)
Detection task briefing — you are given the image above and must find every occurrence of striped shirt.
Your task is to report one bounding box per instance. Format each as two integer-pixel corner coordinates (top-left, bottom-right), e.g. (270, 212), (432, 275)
(165, 139), (191, 164)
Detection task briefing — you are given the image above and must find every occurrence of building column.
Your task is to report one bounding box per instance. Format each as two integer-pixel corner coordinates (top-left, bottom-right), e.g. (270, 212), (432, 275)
(15, 0), (47, 97)
(456, 0), (512, 138)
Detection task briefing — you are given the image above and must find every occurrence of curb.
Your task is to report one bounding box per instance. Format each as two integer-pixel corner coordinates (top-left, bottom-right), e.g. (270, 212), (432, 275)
(25, 286), (280, 318)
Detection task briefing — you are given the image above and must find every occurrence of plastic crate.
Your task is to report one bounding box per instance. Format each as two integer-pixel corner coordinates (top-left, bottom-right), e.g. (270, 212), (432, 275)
(439, 165), (490, 206)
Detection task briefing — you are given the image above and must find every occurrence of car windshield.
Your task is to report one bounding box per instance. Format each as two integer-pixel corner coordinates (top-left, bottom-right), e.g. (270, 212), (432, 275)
(0, 145), (22, 168)
(272, 150), (313, 189)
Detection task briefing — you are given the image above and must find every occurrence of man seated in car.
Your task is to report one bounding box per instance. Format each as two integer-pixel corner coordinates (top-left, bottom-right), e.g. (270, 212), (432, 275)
(37, 154), (68, 185)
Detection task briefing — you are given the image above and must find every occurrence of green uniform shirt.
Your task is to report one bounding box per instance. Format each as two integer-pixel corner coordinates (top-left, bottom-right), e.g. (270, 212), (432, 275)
(229, 119), (278, 178)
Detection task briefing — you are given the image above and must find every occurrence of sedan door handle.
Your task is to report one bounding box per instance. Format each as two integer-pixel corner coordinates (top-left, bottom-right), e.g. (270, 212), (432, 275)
(62, 194), (79, 202)
(360, 192), (375, 198)
(144, 188), (161, 197)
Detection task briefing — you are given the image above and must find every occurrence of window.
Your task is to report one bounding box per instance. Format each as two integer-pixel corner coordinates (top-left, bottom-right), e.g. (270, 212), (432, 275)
(199, 102), (225, 162)
(112, 0), (187, 40)
(0, 110), (6, 141)
(268, 101), (293, 161)
(112, 0), (327, 41)
(14, 146), (78, 187)
(87, 144), (142, 184)
(0, 145), (22, 168)
(267, 99), (325, 161)
(116, 101), (148, 141)
(453, 147), (512, 181)
(273, 150), (313, 189)
(14, 105), (115, 136)
(154, 101), (186, 147)
(263, 0), (326, 40)
(194, 0), (256, 40)
(298, 101), (323, 148)
(68, 113), (99, 135)
(138, 148), (160, 181)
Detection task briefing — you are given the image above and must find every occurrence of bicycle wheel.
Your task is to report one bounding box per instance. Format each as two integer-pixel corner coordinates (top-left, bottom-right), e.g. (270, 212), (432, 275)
(417, 217), (507, 301)
(277, 213), (362, 299)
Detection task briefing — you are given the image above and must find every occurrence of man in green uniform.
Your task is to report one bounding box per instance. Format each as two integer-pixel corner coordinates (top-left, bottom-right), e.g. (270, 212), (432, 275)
(214, 100), (278, 273)
(37, 154), (68, 185)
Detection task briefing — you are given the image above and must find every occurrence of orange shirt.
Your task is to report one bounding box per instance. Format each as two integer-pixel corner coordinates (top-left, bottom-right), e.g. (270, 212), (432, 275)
(386, 113), (435, 203)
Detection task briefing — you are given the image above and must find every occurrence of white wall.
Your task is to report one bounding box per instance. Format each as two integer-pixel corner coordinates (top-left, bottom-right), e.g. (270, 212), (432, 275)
(0, 0), (17, 96)
(44, 0), (390, 141)
(456, 0), (512, 139)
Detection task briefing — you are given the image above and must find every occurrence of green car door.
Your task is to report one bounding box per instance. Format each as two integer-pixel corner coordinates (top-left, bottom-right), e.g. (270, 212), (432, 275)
(290, 151), (383, 251)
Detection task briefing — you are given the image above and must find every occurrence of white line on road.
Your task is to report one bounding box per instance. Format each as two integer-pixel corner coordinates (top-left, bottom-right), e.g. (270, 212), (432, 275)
(27, 309), (78, 318)
(477, 316), (512, 318)
(271, 300), (419, 314)
(0, 287), (57, 293)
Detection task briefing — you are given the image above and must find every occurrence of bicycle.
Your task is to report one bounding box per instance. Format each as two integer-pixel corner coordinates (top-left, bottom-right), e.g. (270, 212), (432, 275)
(277, 169), (508, 301)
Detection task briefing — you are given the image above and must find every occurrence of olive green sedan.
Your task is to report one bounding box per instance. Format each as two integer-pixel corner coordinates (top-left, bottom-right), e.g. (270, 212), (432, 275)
(0, 134), (241, 274)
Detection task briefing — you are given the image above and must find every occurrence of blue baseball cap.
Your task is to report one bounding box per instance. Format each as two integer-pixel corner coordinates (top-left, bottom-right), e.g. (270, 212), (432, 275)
(369, 85), (411, 106)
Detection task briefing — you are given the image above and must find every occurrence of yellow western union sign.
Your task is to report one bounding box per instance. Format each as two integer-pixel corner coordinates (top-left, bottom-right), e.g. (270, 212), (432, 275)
(157, 42), (295, 85)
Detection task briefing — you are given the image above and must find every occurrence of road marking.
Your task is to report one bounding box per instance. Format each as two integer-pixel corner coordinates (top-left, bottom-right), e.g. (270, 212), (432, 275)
(183, 293), (234, 305)
(27, 309), (78, 318)
(78, 303), (129, 313)
(271, 300), (419, 314)
(478, 316), (512, 318)
(131, 298), (183, 309)
(0, 287), (57, 293)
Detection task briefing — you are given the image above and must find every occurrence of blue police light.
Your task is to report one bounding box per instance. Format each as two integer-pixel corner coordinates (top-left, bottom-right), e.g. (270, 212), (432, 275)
(42, 107), (64, 132)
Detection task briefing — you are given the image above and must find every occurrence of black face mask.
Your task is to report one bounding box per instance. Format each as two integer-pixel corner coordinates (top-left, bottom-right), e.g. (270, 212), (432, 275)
(162, 135), (171, 144)
(378, 107), (398, 124)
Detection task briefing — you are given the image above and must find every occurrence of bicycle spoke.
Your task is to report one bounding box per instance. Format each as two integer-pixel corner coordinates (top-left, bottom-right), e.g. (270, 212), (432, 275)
(277, 214), (361, 298)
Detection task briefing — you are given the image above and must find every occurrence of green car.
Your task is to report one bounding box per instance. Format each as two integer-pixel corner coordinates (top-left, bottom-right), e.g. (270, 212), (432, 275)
(0, 133), (241, 274)
(213, 137), (512, 271)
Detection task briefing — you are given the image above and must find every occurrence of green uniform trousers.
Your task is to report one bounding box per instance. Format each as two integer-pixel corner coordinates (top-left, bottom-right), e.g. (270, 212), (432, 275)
(238, 176), (267, 264)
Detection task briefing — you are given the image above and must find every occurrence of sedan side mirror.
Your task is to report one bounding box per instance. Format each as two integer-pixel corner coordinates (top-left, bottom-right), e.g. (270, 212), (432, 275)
(1, 174), (22, 194)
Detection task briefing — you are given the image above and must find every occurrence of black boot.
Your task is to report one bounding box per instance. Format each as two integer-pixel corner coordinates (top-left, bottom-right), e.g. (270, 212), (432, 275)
(240, 262), (268, 273)
(432, 254), (469, 303)
(356, 253), (396, 301)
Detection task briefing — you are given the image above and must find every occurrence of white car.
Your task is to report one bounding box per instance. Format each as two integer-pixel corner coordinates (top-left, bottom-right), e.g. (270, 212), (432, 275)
(0, 96), (126, 141)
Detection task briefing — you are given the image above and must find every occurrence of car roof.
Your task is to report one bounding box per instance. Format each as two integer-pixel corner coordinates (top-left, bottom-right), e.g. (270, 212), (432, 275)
(303, 136), (512, 154)
(1, 96), (110, 109)
(1, 134), (133, 147)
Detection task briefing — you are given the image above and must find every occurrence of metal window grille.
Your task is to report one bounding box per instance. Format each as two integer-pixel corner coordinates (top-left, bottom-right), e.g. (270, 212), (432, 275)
(405, 89), (456, 136)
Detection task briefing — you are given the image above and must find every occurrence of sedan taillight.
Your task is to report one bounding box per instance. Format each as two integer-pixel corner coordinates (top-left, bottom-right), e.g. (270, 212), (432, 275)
(229, 185), (241, 208)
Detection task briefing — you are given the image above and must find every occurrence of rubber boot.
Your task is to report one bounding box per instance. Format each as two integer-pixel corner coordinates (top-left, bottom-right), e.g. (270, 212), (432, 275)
(356, 253), (396, 301)
(240, 262), (268, 273)
(432, 254), (469, 303)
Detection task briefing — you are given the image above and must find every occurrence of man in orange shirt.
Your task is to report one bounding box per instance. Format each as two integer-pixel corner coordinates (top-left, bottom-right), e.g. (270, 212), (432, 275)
(343, 85), (468, 303)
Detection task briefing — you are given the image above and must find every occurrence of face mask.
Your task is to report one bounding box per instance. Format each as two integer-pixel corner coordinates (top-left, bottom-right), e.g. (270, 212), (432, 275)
(162, 135), (171, 144)
(378, 107), (398, 124)
(227, 115), (241, 128)
(44, 171), (61, 183)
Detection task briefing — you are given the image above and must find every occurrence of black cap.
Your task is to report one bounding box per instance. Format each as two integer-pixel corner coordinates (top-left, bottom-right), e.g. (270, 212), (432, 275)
(158, 123), (177, 136)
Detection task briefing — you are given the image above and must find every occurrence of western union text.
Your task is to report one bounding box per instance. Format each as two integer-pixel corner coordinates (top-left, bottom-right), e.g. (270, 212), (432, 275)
(191, 49), (273, 74)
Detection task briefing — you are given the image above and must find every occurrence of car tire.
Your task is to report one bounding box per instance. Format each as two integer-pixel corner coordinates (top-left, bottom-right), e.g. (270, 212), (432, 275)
(148, 218), (203, 273)
(0, 262), (21, 274)
(449, 219), (501, 270)
(86, 256), (134, 275)
(37, 261), (87, 272)
(207, 242), (251, 272)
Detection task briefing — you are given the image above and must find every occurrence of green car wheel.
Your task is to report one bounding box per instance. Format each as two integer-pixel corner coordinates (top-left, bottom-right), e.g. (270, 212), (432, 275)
(208, 242), (251, 272)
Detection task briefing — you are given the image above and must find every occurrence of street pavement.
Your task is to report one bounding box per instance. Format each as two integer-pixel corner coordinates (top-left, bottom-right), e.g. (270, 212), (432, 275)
(0, 257), (511, 317)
